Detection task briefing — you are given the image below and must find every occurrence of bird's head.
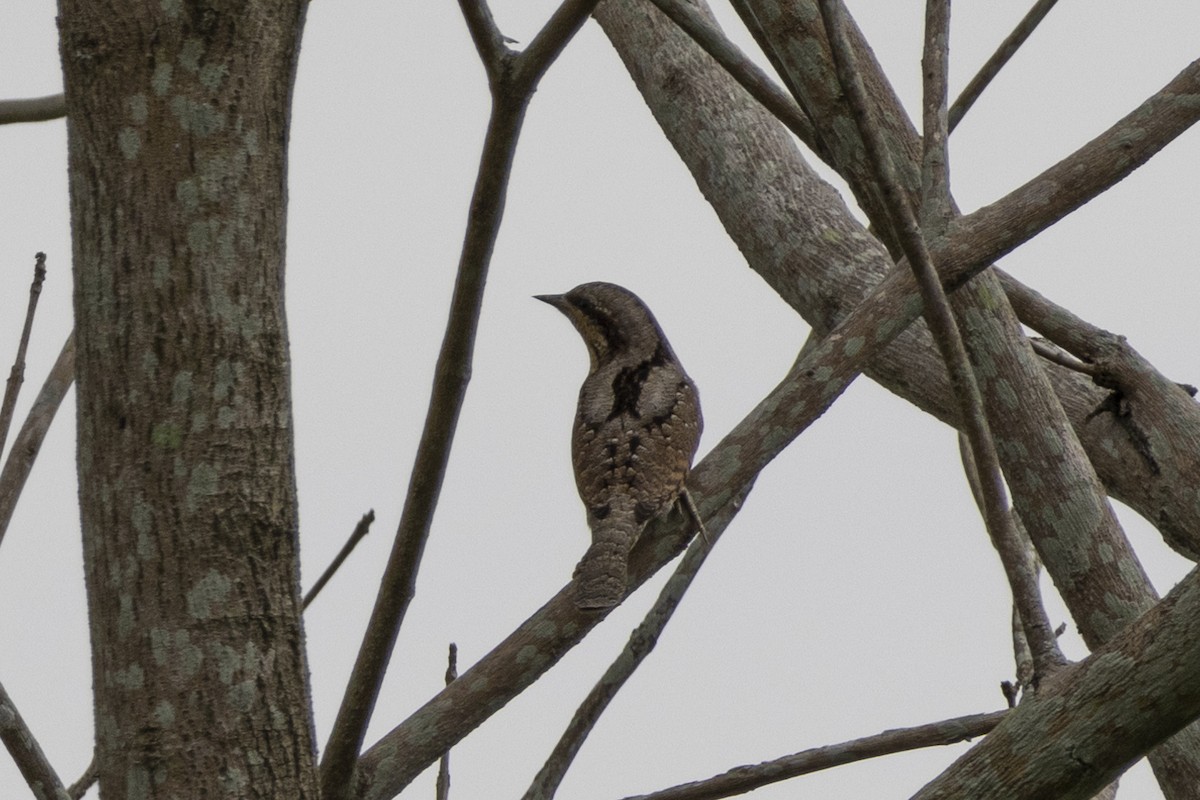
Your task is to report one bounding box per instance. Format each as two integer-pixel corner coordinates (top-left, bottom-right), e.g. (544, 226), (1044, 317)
(535, 282), (672, 370)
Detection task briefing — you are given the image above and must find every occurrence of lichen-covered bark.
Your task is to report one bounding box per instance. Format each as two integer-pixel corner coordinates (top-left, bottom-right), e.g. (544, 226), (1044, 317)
(58, 1), (317, 796)
(913, 566), (1200, 800)
(595, 0), (1200, 793)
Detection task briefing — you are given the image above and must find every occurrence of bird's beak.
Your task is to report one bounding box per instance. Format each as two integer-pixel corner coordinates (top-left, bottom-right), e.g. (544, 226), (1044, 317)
(534, 293), (566, 311)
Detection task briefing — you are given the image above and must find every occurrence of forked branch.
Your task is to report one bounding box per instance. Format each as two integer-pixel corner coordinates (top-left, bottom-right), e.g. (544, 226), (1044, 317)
(317, 2), (601, 797)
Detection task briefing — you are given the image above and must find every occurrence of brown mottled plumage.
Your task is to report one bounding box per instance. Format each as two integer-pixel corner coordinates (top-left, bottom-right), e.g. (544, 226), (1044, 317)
(537, 282), (702, 610)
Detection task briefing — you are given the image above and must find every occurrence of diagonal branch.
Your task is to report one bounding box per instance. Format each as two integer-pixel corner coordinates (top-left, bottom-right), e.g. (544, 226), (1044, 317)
(0, 332), (75, 551)
(597, 6), (1200, 790)
(623, 710), (1006, 800)
(317, 3), (600, 798)
(301, 510), (375, 611)
(354, 479), (750, 800)
(949, 0), (1061, 132)
(523, 486), (746, 800)
(0, 253), (48, 459)
(0, 678), (70, 800)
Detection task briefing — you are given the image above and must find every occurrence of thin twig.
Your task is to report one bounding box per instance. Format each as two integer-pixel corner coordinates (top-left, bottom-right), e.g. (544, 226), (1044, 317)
(67, 753), (97, 800)
(301, 510), (375, 611)
(622, 710), (1007, 800)
(515, 0), (608, 90)
(354, 474), (751, 800)
(0, 252), (48, 459)
(646, 0), (821, 155)
(949, 0), (1060, 132)
(436, 643), (458, 800)
(958, 433), (1042, 702)
(0, 94), (65, 125)
(0, 332), (75, 551)
(316, 3), (600, 798)
(522, 484), (742, 800)
(0, 678), (70, 800)
(819, 0), (1065, 675)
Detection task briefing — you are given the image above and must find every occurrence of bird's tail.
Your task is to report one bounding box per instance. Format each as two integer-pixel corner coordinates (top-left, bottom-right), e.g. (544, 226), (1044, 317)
(574, 514), (639, 611)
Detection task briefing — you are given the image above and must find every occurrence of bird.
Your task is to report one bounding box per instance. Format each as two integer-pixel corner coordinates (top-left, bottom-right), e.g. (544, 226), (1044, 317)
(536, 282), (703, 610)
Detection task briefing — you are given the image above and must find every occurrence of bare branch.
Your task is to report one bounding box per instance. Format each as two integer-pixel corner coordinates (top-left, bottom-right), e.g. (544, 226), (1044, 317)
(949, 0), (1061, 132)
(523, 493), (737, 800)
(819, 0), (1064, 674)
(319, 4), (600, 797)
(435, 644), (457, 800)
(0, 678), (70, 800)
(913, 567), (1200, 800)
(939, 58), (1200, 278)
(0, 253), (48, 458)
(302, 510), (375, 611)
(623, 710), (1007, 800)
(0, 94), (65, 125)
(0, 333), (75, 551)
(354, 482), (751, 800)
(67, 754), (97, 800)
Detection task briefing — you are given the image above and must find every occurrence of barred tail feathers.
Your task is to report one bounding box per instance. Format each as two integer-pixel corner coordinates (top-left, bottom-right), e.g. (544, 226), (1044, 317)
(575, 513), (640, 610)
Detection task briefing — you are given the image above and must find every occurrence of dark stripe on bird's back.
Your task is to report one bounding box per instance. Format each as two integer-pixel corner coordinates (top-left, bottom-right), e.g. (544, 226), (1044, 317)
(609, 361), (650, 419)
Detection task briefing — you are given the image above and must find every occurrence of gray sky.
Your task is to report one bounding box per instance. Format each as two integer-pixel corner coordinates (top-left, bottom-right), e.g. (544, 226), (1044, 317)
(2, 2), (1198, 797)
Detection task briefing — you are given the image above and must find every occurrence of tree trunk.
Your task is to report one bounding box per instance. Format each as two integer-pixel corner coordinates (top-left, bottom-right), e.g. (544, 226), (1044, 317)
(57, 2), (317, 796)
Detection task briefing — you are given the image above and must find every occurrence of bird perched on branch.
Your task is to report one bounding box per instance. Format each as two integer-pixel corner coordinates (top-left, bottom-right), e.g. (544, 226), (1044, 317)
(536, 282), (703, 610)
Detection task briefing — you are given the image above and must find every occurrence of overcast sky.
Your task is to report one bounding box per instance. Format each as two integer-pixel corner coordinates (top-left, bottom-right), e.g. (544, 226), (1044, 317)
(2, 2), (1199, 798)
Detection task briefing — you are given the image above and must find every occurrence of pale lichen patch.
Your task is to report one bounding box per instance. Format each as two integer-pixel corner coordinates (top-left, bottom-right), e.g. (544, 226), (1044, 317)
(151, 63), (173, 97)
(153, 701), (176, 728)
(199, 64), (228, 91)
(213, 360), (237, 402)
(151, 422), (182, 450)
(118, 127), (141, 160)
(169, 95), (225, 137)
(117, 593), (135, 639)
(172, 371), (193, 406)
(176, 179), (199, 214)
(152, 255), (171, 289)
(186, 569), (232, 619)
(149, 629), (203, 676)
(185, 462), (218, 513)
(128, 94), (149, 124)
(178, 38), (205, 73)
(131, 497), (153, 536)
(112, 663), (145, 690)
